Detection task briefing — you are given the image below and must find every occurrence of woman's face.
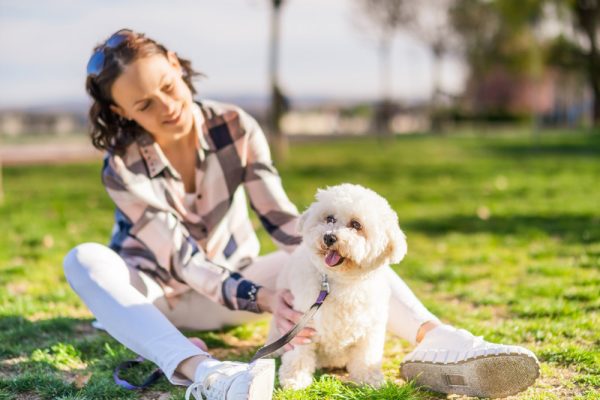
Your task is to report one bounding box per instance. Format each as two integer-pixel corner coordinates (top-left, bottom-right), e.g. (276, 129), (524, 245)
(110, 52), (195, 146)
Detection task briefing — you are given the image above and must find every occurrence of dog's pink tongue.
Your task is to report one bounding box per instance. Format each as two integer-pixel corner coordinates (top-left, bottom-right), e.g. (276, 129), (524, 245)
(325, 250), (341, 267)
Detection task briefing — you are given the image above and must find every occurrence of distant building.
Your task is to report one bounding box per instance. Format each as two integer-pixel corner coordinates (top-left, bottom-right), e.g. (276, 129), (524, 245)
(282, 105), (427, 136)
(0, 111), (87, 137)
(282, 109), (369, 136)
(465, 67), (592, 126)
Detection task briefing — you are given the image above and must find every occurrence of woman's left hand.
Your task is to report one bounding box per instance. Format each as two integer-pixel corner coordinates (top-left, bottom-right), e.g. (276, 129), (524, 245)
(257, 287), (317, 351)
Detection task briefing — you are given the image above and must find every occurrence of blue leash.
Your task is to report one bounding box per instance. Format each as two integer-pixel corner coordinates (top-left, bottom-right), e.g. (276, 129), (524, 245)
(113, 356), (164, 390)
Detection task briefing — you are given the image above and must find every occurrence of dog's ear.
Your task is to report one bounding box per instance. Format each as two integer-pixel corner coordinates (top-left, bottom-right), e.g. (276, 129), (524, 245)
(386, 221), (407, 265)
(296, 204), (314, 234)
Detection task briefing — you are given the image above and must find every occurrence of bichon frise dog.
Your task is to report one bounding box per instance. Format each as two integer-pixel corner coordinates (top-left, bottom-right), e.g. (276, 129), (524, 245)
(270, 183), (407, 390)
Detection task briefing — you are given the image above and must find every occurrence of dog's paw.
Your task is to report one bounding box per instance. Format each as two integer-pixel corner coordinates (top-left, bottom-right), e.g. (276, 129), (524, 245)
(349, 368), (385, 388)
(279, 371), (313, 390)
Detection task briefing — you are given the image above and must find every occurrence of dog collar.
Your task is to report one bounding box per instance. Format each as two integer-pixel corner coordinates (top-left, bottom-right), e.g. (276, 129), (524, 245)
(317, 273), (329, 303)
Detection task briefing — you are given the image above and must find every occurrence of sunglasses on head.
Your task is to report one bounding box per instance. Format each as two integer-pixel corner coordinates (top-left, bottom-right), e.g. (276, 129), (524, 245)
(86, 29), (133, 77)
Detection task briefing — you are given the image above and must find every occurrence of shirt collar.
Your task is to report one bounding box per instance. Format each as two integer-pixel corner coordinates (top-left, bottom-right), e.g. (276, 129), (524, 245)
(136, 101), (210, 178)
(192, 101), (211, 152)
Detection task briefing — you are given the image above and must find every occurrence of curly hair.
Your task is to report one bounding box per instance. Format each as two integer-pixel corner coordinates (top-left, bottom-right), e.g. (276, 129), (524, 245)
(85, 29), (202, 155)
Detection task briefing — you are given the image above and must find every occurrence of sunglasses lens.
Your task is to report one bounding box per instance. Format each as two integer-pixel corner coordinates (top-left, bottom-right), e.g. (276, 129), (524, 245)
(86, 30), (131, 76)
(86, 51), (105, 76)
(105, 32), (129, 48)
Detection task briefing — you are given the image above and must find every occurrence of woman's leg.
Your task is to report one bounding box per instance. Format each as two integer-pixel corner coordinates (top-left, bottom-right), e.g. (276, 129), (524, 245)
(384, 266), (440, 344)
(63, 242), (208, 385)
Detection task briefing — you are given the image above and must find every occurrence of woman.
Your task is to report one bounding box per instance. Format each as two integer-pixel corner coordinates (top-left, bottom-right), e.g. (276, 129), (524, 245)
(64, 29), (539, 400)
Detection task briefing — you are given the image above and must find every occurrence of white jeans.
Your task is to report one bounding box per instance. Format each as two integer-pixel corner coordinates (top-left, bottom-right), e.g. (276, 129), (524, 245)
(63, 242), (438, 385)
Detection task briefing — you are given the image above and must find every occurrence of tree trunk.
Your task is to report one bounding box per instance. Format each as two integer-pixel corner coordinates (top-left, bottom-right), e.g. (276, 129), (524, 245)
(380, 34), (392, 107)
(588, 36), (600, 126)
(593, 83), (600, 127)
(269, 0), (288, 162)
(583, 12), (600, 127)
(574, 0), (600, 126)
(430, 46), (444, 132)
(0, 157), (3, 204)
(375, 34), (394, 136)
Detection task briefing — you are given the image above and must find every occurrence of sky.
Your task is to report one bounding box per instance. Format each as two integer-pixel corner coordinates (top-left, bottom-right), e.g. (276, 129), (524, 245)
(0, 0), (467, 109)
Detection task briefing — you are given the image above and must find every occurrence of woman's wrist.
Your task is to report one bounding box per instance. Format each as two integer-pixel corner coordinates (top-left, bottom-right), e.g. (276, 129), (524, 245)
(256, 287), (275, 314)
(221, 273), (263, 313)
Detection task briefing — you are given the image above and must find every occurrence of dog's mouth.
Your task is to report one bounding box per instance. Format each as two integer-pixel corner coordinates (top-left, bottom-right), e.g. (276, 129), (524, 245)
(325, 250), (345, 267)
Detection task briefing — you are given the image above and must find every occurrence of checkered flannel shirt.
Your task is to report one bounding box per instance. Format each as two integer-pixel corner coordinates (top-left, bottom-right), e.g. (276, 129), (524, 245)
(102, 99), (302, 311)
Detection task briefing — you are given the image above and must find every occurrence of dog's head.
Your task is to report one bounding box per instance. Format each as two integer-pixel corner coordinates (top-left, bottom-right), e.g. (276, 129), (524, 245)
(297, 184), (407, 279)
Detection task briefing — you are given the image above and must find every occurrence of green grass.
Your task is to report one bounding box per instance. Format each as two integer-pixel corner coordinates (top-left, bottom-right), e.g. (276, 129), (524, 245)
(1, 130), (599, 399)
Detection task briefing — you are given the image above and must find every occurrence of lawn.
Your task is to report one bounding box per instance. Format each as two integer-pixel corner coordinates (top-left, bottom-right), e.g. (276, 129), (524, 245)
(0, 130), (599, 399)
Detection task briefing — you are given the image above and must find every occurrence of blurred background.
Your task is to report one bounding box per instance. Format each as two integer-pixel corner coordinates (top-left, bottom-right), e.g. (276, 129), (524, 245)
(0, 0), (598, 167)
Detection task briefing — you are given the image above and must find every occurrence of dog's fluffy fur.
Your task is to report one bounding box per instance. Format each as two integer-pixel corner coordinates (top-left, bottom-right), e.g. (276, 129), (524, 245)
(269, 183), (407, 389)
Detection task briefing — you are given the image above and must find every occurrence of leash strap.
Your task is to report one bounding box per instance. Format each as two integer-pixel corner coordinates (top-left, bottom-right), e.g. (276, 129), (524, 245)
(249, 274), (329, 363)
(113, 356), (164, 390)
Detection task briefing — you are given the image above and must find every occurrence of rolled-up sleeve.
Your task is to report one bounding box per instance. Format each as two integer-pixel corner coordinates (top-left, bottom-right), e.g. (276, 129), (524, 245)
(239, 110), (302, 252)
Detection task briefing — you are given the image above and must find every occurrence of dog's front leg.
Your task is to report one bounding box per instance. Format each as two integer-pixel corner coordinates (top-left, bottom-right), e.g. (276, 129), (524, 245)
(346, 327), (386, 387)
(278, 344), (317, 390)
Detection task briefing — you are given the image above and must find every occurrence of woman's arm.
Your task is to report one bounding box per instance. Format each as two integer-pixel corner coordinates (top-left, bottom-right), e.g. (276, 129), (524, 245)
(239, 109), (302, 252)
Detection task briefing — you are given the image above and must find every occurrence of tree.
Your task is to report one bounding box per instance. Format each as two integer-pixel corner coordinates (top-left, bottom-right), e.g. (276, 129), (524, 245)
(0, 157), (3, 204)
(354, 0), (410, 135)
(268, 0), (289, 162)
(402, 0), (460, 129)
(551, 0), (600, 125)
(407, 1), (458, 102)
(449, 0), (547, 113)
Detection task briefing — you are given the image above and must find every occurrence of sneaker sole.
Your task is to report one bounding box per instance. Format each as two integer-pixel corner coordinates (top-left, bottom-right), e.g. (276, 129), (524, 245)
(400, 353), (540, 398)
(247, 359), (275, 400)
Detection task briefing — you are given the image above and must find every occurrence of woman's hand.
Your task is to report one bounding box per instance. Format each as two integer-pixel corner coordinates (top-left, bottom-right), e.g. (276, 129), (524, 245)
(257, 287), (316, 351)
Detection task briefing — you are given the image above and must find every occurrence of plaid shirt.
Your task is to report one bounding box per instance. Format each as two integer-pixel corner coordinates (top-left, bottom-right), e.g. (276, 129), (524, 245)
(102, 100), (301, 310)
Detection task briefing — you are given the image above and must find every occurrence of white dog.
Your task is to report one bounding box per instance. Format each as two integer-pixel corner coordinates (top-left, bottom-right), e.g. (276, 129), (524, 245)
(269, 183), (407, 390)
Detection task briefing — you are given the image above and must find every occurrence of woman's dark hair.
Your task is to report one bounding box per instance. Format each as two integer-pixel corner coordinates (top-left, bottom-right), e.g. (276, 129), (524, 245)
(85, 29), (202, 155)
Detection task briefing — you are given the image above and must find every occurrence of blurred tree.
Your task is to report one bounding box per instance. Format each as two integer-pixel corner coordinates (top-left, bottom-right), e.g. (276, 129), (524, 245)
(549, 0), (599, 126)
(449, 0), (547, 114)
(0, 158), (3, 204)
(269, 0), (289, 162)
(354, 0), (410, 135)
(403, 0), (459, 125)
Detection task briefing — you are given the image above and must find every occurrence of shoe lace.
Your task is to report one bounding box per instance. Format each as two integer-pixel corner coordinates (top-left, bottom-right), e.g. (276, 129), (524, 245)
(185, 381), (206, 400)
(184, 362), (249, 400)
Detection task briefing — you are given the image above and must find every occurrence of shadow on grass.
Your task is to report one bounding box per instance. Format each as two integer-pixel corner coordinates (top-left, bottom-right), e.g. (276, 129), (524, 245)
(0, 315), (97, 358)
(0, 314), (257, 360)
(0, 314), (246, 398)
(405, 213), (600, 244)
(0, 315), (147, 399)
(482, 131), (600, 158)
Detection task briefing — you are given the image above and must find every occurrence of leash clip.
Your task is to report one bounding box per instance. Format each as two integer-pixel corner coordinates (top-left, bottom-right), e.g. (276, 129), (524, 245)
(321, 273), (330, 294)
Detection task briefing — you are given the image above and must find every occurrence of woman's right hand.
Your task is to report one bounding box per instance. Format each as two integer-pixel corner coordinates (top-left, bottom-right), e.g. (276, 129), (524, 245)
(267, 288), (317, 351)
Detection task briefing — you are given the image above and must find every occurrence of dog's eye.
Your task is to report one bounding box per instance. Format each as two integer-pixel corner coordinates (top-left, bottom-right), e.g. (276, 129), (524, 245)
(326, 215), (336, 224)
(349, 220), (362, 230)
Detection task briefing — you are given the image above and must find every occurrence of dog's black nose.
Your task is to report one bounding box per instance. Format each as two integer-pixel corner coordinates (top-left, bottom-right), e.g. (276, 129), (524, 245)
(323, 233), (337, 247)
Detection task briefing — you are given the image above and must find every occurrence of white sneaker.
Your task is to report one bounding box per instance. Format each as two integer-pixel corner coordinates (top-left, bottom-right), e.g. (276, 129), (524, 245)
(400, 325), (540, 398)
(185, 359), (275, 400)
